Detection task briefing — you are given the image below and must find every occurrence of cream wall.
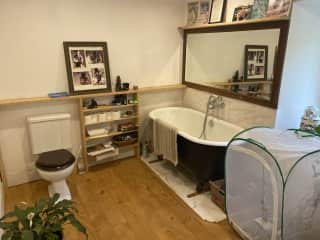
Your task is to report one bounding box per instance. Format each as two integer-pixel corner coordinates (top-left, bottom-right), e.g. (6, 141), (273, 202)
(0, 0), (185, 99)
(0, 0), (186, 186)
(276, 0), (320, 129)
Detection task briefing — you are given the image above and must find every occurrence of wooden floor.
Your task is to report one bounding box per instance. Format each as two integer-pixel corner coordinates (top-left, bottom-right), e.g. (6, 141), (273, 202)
(5, 158), (240, 240)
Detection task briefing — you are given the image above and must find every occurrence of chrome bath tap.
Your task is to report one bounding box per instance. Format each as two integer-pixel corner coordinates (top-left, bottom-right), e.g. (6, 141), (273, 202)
(199, 95), (225, 139)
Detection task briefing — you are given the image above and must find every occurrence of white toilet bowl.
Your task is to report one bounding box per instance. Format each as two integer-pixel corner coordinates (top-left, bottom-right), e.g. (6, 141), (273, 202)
(35, 149), (76, 201)
(36, 162), (75, 201)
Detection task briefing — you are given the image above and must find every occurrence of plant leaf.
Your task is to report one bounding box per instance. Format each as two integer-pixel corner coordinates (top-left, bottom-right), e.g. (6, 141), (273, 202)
(0, 221), (14, 230)
(1, 231), (14, 240)
(0, 211), (16, 221)
(34, 198), (46, 214)
(51, 194), (60, 205)
(21, 230), (34, 240)
(67, 214), (87, 236)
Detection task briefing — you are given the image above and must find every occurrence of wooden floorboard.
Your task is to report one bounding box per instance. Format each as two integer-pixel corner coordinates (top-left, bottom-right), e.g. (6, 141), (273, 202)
(5, 158), (240, 240)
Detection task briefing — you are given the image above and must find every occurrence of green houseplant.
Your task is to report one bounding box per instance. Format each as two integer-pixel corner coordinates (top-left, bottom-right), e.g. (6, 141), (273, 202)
(0, 193), (87, 240)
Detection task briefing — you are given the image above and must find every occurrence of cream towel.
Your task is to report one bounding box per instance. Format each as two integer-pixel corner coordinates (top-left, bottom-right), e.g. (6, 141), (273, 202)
(153, 118), (178, 166)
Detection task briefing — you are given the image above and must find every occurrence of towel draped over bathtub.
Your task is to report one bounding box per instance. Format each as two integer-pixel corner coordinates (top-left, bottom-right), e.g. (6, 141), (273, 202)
(153, 118), (178, 166)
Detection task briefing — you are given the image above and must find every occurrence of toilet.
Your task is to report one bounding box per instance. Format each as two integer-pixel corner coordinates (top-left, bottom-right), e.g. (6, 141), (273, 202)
(27, 113), (76, 201)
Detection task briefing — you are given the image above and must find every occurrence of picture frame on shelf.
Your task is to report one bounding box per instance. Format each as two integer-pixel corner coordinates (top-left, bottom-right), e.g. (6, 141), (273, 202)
(187, 1), (200, 25)
(199, 0), (211, 24)
(232, 5), (253, 22)
(244, 45), (268, 81)
(187, 1), (211, 25)
(209, 0), (226, 24)
(267, 0), (292, 17)
(63, 41), (112, 95)
(250, 0), (269, 19)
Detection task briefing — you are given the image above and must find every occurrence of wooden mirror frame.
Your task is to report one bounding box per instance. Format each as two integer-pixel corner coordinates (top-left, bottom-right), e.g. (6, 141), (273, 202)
(182, 19), (290, 109)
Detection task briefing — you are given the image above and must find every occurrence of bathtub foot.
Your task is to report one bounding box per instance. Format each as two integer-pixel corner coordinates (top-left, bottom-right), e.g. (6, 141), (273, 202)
(187, 189), (209, 198)
(196, 181), (210, 193)
(187, 181), (210, 198)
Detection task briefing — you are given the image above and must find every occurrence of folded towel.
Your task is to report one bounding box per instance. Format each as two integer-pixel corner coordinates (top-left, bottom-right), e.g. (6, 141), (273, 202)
(153, 118), (178, 166)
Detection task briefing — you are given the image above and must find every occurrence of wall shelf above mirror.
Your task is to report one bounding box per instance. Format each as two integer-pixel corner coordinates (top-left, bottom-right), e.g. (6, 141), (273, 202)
(181, 18), (290, 109)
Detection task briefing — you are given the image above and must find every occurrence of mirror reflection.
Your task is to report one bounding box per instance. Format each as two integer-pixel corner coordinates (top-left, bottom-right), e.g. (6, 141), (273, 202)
(185, 29), (280, 101)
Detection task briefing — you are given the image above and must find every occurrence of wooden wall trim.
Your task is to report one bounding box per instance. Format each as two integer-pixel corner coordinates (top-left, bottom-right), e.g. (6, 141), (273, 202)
(0, 84), (186, 107)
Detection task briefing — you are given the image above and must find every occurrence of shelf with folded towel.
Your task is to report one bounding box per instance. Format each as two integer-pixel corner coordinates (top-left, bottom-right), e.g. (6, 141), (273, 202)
(85, 115), (138, 126)
(86, 128), (138, 141)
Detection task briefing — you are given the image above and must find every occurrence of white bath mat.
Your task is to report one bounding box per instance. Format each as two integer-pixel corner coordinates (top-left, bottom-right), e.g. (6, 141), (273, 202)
(142, 156), (226, 223)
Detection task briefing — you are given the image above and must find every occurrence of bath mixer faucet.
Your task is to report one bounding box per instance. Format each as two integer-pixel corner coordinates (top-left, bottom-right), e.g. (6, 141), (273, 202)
(200, 95), (225, 139)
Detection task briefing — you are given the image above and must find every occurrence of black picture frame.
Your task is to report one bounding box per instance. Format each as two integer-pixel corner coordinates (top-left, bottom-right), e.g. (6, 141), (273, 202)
(244, 45), (268, 81)
(63, 41), (112, 95)
(209, 0), (226, 24)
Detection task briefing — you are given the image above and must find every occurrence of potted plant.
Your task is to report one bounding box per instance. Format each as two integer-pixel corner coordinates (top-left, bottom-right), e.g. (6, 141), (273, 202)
(0, 193), (87, 240)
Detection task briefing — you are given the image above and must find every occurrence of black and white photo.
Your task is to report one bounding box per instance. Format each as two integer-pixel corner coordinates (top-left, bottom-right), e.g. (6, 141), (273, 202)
(85, 50), (104, 65)
(91, 68), (106, 85)
(71, 50), (86, 68)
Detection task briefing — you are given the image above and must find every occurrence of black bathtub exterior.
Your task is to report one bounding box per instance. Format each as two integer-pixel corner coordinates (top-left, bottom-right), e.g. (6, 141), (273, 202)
(177, 135), (226, 192)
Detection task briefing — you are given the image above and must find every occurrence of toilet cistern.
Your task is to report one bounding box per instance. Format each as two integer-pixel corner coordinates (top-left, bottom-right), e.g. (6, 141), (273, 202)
(27, 113), (75, 201)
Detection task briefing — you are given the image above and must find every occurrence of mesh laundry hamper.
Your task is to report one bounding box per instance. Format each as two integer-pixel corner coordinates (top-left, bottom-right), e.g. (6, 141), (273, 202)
(225, 127), (320, 240)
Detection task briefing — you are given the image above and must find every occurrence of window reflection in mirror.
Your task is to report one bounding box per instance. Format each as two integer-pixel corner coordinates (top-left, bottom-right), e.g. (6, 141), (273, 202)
(185, 29), (280, 102)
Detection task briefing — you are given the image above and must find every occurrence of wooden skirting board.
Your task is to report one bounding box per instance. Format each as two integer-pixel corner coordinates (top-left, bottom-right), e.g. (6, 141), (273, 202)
(0, 84), (186, 106)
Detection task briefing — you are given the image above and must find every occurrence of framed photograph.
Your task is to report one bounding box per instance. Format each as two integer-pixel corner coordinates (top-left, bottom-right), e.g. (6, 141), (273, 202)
(198, 1), (211, 24)
(250, 0), (269, 19)
(244, 45), (268, 81)
(267, 0), (292, 17)
(187, 1), (200, 25)
(232, 5), (253, 22)
(63, 42), (111, 95)
(209, 0), (226, 24)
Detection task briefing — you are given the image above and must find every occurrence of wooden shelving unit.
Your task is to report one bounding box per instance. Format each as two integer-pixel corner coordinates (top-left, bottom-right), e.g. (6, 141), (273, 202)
(79, 91), (140, 172)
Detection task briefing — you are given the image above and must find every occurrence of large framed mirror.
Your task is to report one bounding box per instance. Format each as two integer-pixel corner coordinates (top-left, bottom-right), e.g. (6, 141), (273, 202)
(182, 20), (290, 108)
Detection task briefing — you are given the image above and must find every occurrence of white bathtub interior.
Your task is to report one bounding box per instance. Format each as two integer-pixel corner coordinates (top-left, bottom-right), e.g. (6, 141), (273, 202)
(150, 107), (243, 146)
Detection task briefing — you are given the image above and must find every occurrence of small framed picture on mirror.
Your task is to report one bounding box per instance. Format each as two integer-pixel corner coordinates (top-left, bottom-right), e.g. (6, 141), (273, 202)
(244, 45), (268, 81)
(209, 0), (226, 24)
(63, 41), (112, 95)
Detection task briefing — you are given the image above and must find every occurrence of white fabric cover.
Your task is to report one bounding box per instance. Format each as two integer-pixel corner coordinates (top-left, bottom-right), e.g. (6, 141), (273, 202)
(153, 118), (178, 166)
(226, 127), (320, 240)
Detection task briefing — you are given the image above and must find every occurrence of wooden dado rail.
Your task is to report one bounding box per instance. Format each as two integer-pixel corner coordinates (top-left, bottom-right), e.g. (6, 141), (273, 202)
(0, 84), (186, 106)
